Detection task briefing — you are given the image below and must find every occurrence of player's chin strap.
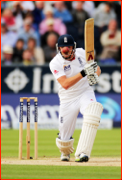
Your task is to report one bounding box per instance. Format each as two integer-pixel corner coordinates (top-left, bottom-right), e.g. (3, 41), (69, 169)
(61, 49), (74, 60)
(56, 42), (76, 60)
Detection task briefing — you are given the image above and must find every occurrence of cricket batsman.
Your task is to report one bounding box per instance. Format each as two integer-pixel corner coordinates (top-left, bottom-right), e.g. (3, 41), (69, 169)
(49, 34), (103, 162)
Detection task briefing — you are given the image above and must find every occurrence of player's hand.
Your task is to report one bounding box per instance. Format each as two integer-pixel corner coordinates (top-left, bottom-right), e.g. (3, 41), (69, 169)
(87, 73), (99, 86)
(90, 62), (98, 73)
(80, 62), (98, 77)
(84, 63), (95, 76)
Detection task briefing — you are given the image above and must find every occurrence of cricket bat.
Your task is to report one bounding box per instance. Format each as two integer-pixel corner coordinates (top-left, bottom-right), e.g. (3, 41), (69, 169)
(85, 18), (94, 64)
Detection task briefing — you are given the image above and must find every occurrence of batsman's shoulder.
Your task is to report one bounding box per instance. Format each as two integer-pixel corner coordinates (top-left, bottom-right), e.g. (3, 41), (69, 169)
(76, 48), (86, 61)
(76, 47), (85, 53)
(50, 54), (57, 64)
(49, 54), (60, 69)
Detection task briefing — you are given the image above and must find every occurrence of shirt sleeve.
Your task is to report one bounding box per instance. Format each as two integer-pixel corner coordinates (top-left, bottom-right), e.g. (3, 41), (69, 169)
(77, 48), (87, 65)
(49, 61), (66, 80)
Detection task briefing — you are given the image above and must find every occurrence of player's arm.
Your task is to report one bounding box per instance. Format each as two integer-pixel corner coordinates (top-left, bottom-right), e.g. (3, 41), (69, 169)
(95, 66), (101, 76)
(57, 73), (84, 90)
(57, 62), (98, 90)
(50, 60), (96, 90)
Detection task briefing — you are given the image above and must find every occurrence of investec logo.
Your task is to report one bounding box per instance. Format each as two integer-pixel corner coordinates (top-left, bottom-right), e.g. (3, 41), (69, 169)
(4, 67), (58, 93)
(4, 67), (121, 94)
(4, 69), (29, 93)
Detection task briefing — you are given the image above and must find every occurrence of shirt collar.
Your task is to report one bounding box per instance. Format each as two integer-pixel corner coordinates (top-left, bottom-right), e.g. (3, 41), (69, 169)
(59, 53), (76, 64)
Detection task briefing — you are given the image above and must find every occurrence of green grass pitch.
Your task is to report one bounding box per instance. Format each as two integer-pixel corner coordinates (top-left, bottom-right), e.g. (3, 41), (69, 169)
(1, 128), (121, 179)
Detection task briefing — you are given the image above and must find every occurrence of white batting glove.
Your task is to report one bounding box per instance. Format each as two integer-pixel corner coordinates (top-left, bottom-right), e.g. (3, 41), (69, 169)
(87, 73), (99, 86)
(84, 63), (95, 76)
(90, 62), (98, 72)
(80, 62), (98, 77)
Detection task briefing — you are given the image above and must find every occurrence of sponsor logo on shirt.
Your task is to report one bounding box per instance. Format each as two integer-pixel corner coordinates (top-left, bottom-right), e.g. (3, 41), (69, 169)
(63, 65), (71, 71)
(78, 57), (82, 66)
(54, 70), (59, 74)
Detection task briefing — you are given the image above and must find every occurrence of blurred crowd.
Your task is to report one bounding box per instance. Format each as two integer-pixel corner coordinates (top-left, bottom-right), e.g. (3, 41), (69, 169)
(1, 1), (121, 66)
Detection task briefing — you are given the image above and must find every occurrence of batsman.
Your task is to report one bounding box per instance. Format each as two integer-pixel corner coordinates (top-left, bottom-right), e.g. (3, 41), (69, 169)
(49, 18), (103, 162)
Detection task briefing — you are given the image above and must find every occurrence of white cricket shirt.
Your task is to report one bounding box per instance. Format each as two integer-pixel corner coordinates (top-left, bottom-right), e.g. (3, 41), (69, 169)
(49, 48), (94, 104)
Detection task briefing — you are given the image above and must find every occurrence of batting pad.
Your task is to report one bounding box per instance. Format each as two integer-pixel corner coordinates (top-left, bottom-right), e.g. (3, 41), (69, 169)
(75, 102), (103, 157)
(56, 138), (74, 155)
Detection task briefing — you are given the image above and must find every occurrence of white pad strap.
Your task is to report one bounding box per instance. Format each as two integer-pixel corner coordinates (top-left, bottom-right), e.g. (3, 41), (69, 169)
(84, 102), (103, 125)
(56, 138), (74, 155)
(75, 102), (103, 157)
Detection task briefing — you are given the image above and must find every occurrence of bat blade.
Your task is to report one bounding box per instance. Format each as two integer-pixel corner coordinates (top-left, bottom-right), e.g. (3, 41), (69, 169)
(85, 18), (94, 64)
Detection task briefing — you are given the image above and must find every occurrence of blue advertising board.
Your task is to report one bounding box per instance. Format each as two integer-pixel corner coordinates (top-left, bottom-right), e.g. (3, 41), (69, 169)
(1, 65), (121, 129)
(1, 93), (120, 129)
(1, 65), (121, 94)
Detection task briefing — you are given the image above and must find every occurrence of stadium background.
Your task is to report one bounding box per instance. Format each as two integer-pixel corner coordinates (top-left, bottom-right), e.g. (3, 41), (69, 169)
(1, 1), (121, 130)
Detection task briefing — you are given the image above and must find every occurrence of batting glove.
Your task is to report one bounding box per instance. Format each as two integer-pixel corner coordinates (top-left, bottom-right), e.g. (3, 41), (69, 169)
(84, 63), (95, 76)
(87, 73), (99, 86)
(80, 62), (98, 77)
(90, 62), (98, 72)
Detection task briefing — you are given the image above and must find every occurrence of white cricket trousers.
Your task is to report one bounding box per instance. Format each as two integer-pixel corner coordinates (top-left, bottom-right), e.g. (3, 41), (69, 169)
(59, 90), (96, 140)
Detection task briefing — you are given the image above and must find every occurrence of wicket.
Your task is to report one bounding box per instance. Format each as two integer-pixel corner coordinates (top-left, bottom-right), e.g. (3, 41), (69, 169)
(19, 97), (38, 160)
